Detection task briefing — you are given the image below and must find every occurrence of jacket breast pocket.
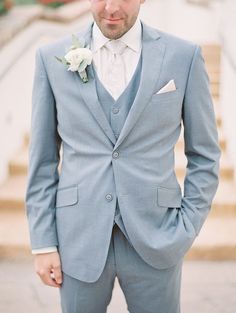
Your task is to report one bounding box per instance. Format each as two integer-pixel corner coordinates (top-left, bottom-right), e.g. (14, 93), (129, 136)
(147, 89), (182, 126)
(157, 186), (182, 208)
(151, 89), (180, 103)
(55, 185), (78, 208)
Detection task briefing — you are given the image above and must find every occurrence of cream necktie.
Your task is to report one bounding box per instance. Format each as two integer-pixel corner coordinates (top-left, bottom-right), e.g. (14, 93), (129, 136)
(104, 40), (128, 100)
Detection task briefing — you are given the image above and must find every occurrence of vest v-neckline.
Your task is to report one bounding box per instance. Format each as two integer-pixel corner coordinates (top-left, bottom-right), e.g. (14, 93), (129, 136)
(91, 53), (142, 103)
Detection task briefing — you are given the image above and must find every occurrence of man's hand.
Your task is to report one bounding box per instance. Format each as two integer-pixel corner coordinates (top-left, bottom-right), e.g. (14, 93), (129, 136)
(34, 251), (63, 288)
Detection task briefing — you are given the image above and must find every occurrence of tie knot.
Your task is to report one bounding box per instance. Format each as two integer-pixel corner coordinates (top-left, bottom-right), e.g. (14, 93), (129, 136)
(105, 40), (127, 55)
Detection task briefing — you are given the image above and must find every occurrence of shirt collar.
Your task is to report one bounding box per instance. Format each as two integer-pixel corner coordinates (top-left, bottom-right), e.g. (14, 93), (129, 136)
(91, 18), (142, 53)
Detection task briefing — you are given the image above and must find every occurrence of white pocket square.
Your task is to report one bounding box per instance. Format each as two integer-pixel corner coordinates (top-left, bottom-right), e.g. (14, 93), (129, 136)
(155, 79), (176, 94)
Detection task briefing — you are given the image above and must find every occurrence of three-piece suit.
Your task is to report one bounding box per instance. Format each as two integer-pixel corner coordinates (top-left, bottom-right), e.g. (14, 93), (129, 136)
(25, 20), (221, 312)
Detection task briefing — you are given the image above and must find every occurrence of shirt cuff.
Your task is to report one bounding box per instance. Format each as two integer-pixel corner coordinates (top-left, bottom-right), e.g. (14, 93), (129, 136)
(31, 246), (58, 254)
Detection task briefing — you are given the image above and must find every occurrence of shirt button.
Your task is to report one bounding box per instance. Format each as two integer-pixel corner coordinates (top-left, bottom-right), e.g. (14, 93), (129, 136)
(112, 108), (119, 114)
(112, 151), (119, 158)
(105, 194), (113, 201)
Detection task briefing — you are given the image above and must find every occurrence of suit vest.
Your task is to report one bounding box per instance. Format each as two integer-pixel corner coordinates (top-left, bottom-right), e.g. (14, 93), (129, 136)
(93, 54), (142, 245)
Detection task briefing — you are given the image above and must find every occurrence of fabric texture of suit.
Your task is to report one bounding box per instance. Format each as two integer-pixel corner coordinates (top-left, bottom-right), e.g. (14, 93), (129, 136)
(25, 21), (221, 283)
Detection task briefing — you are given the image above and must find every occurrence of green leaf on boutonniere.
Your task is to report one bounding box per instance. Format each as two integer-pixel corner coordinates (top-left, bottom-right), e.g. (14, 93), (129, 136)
(79, 70), (89, 83)
(54, 56), (68, 66)
(77, 59), (89, 73)
(61, 57), (69, 66)
(54, 56), (63, 62)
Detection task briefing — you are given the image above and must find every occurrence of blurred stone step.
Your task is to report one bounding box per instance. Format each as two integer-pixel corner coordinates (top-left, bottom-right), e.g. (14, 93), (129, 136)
(9, 147), (28, 176)
(201, 43), (221, 53)
(0, 209), (31, 258)
(0, 5), (44, 49)
(214, 102), (222, 127)
(205, 61), (220, 71)
(0, 2), (90, 48)
(9, 145), (62, 176)
(41, 0), (90, 23)
(212, 96), (220, 106)
(201, 44), (221, 64)
(207, 71), (220, 84)
(0, 175), (26, 210)
(186, 217), (236, 261)
(24, 133), (30, 147)
(206, 65), (220, 75)
(203, 55), (221, 66)
(210, 83), (220, 98)
(206, 67), (221, 87)
(202, 47), (221, 55)
(175, 150), (234, 180)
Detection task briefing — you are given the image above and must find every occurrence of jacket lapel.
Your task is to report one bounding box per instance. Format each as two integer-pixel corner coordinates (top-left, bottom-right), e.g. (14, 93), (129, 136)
(73, 21), (166, 148)
(114, 22), (166, 150)
(74, 23), (117, 145)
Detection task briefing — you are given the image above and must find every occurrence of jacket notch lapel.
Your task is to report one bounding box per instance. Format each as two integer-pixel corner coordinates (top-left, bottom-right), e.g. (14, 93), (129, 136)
(114, 22), (166, 150)
(75, 23), (117, 145)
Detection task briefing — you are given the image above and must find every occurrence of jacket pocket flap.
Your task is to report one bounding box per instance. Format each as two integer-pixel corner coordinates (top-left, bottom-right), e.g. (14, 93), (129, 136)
(56, 185), (78, 208)
(157, 187), (182, 208)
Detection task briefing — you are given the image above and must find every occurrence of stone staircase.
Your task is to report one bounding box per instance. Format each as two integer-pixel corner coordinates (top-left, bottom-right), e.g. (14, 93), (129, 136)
(0, 44), (236, 261)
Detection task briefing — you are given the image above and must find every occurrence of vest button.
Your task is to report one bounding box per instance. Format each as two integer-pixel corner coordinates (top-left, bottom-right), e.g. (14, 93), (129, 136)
(105, 194), (113, 201)
(112, 108), (119, 114)
(112, 151), (119, 158)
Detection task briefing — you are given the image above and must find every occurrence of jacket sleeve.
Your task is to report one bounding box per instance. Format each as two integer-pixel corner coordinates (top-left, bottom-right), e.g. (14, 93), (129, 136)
(25, 47), (61, 249)
(181, 44), (221, 236)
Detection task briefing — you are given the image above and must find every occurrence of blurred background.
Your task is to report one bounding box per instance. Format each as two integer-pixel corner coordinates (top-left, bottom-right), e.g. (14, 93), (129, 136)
(0, 0), (236, 312)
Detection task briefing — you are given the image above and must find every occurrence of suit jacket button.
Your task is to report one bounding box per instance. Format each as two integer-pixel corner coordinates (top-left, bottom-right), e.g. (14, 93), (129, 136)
(105, 194), (113, 201)
(112, 108), (119, 114)
(112, 151), (119, 158)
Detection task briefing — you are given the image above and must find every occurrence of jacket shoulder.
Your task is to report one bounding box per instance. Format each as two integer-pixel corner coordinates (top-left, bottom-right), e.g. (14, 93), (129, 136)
(158, 29), (197, 47)
(142, 21), (200, 60)
(157, 29), (200, 57)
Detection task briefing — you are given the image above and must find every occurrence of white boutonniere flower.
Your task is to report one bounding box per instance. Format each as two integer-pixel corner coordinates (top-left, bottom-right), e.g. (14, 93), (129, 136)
(55, 34), (93, 83)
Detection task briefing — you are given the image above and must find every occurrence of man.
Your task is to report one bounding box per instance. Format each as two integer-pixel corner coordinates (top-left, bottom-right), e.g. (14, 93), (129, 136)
(25, 0), (221, 312)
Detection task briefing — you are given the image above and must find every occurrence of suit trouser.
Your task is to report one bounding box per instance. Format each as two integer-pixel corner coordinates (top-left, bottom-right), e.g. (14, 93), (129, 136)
(59, 223), (183, 313)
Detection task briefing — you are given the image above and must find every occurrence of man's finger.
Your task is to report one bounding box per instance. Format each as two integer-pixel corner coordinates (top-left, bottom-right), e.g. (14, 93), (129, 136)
(37, 268), (61, 287)
(52, 266), (63, 284)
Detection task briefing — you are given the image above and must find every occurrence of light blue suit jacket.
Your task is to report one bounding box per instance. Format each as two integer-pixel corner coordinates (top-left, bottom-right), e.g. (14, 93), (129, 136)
(25, 21), (221, 282)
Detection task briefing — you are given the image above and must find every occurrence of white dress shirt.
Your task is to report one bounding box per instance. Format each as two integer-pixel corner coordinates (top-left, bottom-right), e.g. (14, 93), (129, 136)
(32, 18), (142, 254)
(91, 18), (142, 99)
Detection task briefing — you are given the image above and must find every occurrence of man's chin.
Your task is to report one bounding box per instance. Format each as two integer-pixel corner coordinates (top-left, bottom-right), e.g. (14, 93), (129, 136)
(100, 25), (126, 40)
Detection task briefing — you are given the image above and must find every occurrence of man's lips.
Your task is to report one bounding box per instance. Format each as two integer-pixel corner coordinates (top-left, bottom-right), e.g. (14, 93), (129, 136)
(103, 17), (123, 24)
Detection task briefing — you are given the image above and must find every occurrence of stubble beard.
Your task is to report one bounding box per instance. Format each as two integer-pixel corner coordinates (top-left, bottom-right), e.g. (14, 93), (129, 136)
(93, 14), (138, 40)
